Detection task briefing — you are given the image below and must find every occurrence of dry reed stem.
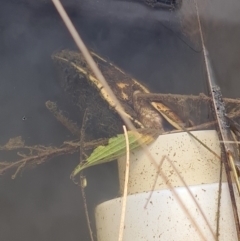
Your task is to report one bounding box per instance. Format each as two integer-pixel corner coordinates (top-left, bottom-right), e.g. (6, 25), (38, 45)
(194, 0), (240, 238)
(144, 156), (165, 209)
(51, 0), (135, 132)
(164, 155), (216, 238)
(118, 125), (130, 241)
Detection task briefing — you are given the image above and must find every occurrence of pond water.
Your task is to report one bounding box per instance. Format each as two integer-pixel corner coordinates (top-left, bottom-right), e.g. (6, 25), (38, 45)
(0, 0), (240, 240)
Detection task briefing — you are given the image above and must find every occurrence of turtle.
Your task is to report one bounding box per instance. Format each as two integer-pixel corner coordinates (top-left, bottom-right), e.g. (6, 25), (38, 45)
(51, 49), (184, 141)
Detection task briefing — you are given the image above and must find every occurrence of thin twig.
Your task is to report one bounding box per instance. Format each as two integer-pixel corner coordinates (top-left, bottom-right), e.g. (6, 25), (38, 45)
(144, 156), (165, 209)
(155, 160), (209, 240)
(164, 155), (216, 239)
(118, 125), (130, 241)
(0, 144), (78, 176)
(0, 139), (109, 177)
(79, 110), (95, 241)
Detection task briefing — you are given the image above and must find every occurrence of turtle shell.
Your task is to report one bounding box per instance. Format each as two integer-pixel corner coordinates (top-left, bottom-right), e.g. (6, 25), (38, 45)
(52, 50), (153, 141)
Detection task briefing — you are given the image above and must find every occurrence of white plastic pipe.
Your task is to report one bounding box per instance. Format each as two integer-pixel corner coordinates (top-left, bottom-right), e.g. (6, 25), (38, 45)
(95, 130), (240, 241)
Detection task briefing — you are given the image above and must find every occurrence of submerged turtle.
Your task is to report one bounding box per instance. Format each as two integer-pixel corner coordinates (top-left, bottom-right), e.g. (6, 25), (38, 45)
(51, 50), (183, 141)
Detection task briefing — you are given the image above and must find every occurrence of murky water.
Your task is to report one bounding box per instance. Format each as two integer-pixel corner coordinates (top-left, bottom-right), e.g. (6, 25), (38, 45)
(0, 0), (240, 240)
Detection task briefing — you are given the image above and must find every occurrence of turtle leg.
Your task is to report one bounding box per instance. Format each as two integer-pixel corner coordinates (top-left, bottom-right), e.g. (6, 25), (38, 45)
(132, 90), (165, 130)
(133, 92), (189, 130)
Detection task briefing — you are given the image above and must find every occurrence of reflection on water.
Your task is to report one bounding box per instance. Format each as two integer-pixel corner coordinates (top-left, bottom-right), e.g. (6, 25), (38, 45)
(0, 0), (240, 240)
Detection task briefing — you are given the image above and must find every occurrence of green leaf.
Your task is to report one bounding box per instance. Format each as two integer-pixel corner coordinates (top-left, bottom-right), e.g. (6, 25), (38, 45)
(71, 129), (160, 178)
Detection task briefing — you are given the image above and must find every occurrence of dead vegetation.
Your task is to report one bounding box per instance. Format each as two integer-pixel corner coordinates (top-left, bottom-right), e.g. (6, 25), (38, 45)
(1, 93), (240, 180)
